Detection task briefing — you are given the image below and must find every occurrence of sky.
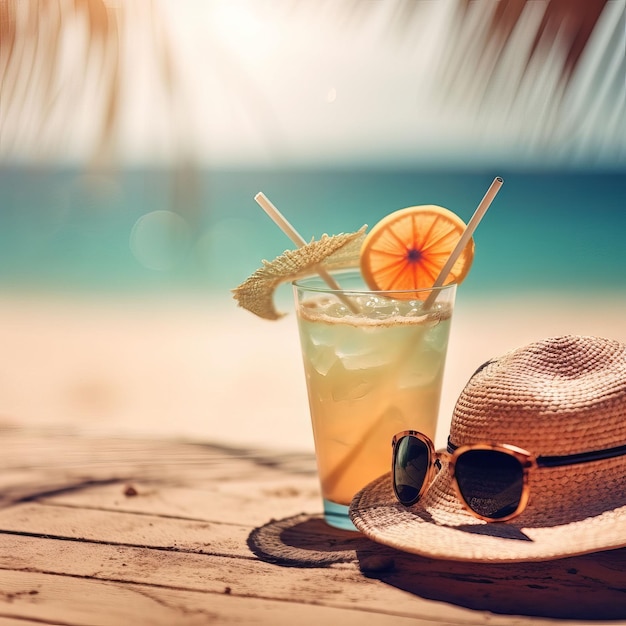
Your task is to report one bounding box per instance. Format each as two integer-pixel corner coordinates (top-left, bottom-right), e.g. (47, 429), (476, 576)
(1, 0), (625, 168)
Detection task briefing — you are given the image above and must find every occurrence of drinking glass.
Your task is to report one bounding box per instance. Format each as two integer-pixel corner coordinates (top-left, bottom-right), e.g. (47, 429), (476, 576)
(293, 269), (456, 530)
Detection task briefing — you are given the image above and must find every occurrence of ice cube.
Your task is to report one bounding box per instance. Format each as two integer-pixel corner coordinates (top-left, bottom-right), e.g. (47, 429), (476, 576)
(325, 303), (351, 318)
(396, 348), (444, 389)
(327, 362), (374, 401)
(304, 334), (338, 376)
(331, 378), (373, 402)
(336, 332), (391, 371)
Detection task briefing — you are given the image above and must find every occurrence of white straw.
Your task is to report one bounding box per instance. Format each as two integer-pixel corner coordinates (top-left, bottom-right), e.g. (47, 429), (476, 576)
(254, 192), (358, 310)
(255, 192), (308, 248)
(423, 176), (503, 309)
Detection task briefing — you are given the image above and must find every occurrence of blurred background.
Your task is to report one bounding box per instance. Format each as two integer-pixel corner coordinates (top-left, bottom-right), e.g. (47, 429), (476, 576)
(1, 0), (625, 450)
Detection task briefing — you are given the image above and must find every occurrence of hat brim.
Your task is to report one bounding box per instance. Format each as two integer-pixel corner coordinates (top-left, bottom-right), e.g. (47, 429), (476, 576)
(349, 472), (626, 563)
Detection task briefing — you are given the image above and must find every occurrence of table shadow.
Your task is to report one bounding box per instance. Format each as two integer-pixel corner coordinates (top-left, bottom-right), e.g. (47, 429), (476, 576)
(248, 513), (626, 620)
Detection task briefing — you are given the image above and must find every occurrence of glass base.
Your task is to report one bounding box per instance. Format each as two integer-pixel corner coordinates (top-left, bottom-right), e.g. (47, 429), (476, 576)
(323, 499), (359, 532)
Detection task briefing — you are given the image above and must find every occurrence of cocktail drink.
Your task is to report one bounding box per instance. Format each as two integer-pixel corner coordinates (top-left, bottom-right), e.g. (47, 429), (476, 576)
(294, 271), (456, 530)
(233, 179), (502, 532)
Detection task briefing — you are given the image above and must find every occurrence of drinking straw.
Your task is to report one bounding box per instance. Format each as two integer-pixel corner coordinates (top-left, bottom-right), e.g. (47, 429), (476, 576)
(422, 176), (504, 310)
(254, 192), (359, 312)
(255, 192), (312, 249)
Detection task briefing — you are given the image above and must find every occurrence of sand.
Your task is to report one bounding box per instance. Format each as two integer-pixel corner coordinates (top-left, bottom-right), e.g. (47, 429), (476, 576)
(0, 291), (624, 452)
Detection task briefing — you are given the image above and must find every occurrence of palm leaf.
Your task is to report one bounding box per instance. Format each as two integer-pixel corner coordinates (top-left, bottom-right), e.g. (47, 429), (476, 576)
(0, 0), (179, 165)
(1, 0), (621, 165)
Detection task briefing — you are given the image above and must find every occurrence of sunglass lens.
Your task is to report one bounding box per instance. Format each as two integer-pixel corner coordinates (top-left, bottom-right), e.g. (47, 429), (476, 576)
(393, 435), (430, 506)
(455, 450), (524, 520)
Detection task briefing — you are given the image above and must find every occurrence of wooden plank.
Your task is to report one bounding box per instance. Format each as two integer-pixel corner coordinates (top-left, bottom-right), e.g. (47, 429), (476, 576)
(0, 534), (512, 625)
(37, 477), (323, 526)
(0, 429), (316, 476)
(0, 570), (458, 626)
(1, 523), (625, 623)
(0, 535), (462, 617)
(0, 431), (318, 513)
(0, 502), (251, 556)
(0, 471), (323, 534)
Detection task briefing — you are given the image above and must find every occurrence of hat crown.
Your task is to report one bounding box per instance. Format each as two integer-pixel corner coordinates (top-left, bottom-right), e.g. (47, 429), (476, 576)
(451, 335), (626, 455)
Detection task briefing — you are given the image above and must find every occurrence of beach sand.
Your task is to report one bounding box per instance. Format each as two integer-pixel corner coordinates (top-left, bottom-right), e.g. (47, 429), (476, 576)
(1, 292), (624, 452)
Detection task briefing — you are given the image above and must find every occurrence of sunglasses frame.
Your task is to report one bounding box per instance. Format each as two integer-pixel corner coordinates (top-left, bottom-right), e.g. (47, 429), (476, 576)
(392, 430), (538, 522)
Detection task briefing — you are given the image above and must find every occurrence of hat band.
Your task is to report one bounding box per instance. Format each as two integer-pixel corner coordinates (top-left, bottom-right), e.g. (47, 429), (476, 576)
(447, 438), (626, 468)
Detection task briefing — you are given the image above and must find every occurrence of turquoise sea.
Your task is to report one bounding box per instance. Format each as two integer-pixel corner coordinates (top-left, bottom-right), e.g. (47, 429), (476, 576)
(0, 167), (624, 303)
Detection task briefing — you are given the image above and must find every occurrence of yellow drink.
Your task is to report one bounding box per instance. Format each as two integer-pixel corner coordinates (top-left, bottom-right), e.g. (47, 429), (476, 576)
(294, 270), (456, 530)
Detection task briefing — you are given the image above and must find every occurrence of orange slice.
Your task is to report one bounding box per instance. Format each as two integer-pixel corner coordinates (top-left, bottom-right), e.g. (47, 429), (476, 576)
(360, 205), (474, 294)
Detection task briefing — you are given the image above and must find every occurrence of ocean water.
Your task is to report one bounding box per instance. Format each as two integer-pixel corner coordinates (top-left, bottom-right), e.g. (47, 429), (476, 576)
(0, 167), (624, 304)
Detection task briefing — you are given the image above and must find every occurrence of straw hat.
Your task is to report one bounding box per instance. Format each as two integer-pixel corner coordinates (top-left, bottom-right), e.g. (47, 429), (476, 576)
(350, 335), (626, 562)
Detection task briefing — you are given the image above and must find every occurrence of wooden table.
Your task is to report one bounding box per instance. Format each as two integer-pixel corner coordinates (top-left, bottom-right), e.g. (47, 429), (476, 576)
(1, 426), (625, 625)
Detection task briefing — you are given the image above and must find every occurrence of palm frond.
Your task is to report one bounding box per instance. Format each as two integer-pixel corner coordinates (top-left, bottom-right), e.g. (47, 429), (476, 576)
(432, 0), (623, 159)
(1, 0), (120, 163)
(0, 0), (188, 166)
(0, 0), (622, 167)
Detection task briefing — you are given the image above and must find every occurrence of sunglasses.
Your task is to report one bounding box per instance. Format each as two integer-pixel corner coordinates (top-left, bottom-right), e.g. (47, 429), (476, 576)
(392, 430), (626, 522)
